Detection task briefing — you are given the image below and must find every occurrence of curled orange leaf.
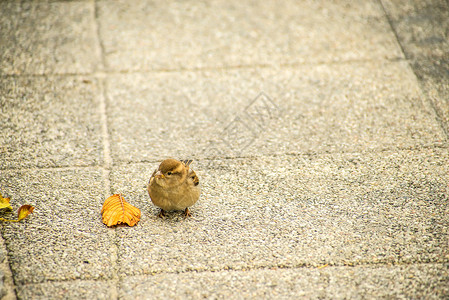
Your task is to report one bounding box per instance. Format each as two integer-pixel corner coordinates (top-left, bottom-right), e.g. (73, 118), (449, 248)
(101, 194), (141, 227)
(17, 205), (35, 221)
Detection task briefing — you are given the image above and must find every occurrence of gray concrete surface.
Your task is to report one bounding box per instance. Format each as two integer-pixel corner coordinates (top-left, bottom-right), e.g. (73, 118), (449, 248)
(0, 0), (448, 299)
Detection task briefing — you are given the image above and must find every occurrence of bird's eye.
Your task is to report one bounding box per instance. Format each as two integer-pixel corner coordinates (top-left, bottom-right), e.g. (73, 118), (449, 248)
(167, 171), (172, 175)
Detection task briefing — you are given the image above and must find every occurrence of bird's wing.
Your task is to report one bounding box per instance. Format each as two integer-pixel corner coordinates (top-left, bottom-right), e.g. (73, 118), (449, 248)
(188, 170), (200, 186)
(149, 169), (157, 184)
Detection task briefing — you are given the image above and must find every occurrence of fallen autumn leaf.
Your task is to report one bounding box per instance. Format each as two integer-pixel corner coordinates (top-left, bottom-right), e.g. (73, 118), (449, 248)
(17, 205), (35, 221)
(0, 192), (34, 223)
(0, 193), (13, 211)
(101, 194), (141, 227)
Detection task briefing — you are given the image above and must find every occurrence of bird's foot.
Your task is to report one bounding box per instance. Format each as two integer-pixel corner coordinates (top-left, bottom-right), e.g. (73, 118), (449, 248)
(184, 207), (192, 218)
(157, 209), (166, 218)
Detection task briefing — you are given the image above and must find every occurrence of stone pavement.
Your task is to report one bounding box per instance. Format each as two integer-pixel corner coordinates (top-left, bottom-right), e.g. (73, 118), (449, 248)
(0, 0), (448, 299)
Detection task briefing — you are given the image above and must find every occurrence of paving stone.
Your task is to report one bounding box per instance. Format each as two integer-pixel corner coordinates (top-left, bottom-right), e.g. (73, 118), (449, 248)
(0, 168), (114, 285)
(0, 1), (100, 75)
(120, 263), (449, 299)
(0, 76), (103, 170)
(415, 71), (449, 141)
(1, 0), (448, 297)
(105, 61), (445, 163)
(17, 280), (115, 300)
(110, 149), (449, 276)
(382, 0), (449, 139)
(381, 0), (449, 62)
(0, 269), (5, 299)
(0, 239), (10, 300)
(97, 0), (402, 71)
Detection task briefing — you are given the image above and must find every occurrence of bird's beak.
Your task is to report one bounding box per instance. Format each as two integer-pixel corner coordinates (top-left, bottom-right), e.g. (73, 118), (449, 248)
(155, 170), (165, 179)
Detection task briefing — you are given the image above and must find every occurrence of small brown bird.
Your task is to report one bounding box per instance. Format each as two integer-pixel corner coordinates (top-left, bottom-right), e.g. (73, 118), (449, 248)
(148, 159), (200, 218)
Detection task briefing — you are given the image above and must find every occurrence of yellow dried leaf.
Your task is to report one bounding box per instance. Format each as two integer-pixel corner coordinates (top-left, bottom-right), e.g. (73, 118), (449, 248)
(101, 194), (141, 227)
(17, 205), (34, 221)
(0, 193), (13, 211)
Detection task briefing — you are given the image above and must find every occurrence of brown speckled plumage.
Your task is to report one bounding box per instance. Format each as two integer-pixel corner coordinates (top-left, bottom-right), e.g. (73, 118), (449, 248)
(148, 159), (200, 217)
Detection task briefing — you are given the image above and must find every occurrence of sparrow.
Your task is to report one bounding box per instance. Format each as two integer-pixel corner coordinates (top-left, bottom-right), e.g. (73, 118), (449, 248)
(148, 159), (200, 218)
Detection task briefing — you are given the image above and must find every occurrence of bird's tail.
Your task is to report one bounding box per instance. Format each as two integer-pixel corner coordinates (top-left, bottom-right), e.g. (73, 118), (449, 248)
(181, 159), (193, 166)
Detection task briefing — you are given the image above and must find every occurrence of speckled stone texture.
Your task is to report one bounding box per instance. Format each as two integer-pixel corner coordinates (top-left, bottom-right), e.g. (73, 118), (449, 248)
(96, 0), (402, 71)
(0, 2), (99, 75)
(119, 264), (449, 299)
(0, 76), (103, 169)
(0, 169), (114, 285)
(381, 0), (449, 139)
(0, 0), (448, 299)
(105, 61), (445, 163)
(110, 150), (449, 276)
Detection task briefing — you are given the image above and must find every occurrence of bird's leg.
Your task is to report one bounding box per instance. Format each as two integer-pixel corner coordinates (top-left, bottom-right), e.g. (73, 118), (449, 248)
(158, 209), (166, 218)
(184, 207), (192, 218)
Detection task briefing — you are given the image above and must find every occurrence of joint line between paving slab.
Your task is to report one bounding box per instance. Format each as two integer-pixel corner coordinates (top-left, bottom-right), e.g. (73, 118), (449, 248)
(98, 50), (119, 300)
(109, 143), (449, 166)
(123, 260), (449, 277)
(0, 56), (408, 78)
(0, 165), (103, 173)
(93, 0), (107, 71)
(99, 79), (112, 170)
(0, 233), (18, 299)
(378, 0), (408, 64)
(1, 144), (448, 173)
(93, 0), (119, 298)
(15, 261), (449, 286)
(98, 80), (119, 295)
(420, 91), (449, 141)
